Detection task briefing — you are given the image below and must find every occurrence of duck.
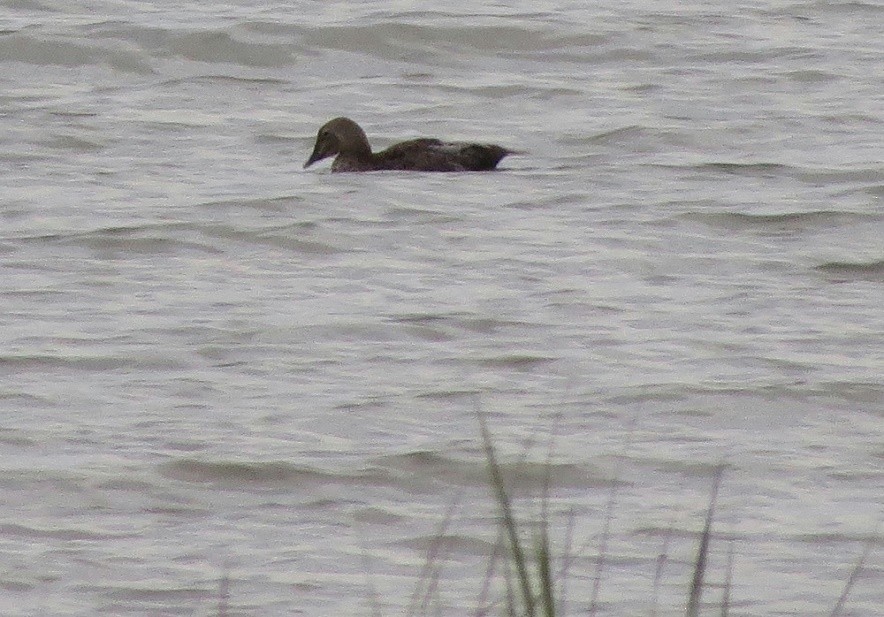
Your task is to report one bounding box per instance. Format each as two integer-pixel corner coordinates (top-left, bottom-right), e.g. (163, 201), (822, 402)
(304, 117), (515, 172)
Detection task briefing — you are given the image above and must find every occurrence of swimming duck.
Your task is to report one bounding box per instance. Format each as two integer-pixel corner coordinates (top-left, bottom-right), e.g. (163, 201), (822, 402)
(304, 117), (515, 172)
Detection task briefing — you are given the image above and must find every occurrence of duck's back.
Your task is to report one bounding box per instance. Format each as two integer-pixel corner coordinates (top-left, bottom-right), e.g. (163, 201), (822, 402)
(370, 139), (512, 172)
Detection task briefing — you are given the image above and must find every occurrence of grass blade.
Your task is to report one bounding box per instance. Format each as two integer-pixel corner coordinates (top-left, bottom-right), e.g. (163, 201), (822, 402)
(651, 523), (674, 617)
(216, 566), (230, 617)
(477, 406), (535, 617)
(686, 466), (724, 617)
(358, 547), (383, 617)
(406, 493), (463, 617)
(720, 538), (734, 617)
(828, 532), (877, 617)
(588, 472), (618, 617)
(475, 527), (506, 617)
(536, 523), (555, 617)
(557, 506), (576, 617)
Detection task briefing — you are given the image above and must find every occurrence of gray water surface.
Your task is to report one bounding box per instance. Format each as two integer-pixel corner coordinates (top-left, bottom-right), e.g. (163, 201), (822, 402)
(1, 1), (882, 615)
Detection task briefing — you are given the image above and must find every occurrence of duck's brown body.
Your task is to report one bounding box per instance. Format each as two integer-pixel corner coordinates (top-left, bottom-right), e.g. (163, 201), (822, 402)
(304, 117), (514, 172)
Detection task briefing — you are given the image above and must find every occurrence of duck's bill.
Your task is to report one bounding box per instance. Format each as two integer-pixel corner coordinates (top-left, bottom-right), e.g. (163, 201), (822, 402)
(303, 149), (322, 168)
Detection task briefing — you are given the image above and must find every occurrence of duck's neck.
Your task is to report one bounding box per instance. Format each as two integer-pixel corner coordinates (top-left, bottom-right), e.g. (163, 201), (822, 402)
(341, 138), (372, 160)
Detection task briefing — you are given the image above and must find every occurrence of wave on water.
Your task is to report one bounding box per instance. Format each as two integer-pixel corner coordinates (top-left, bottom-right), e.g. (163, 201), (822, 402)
(657, 162), (883, 186)
(0, 353), (186, 372)
(694, 162), (793, 177)
(0, 522), (127, 542)
(296, 22), (612, 57)
(2, 18), (628, 73)
(680, 210), (876, 232)
(0, 31), (152, 72)
(372, 450), (612, 490)
(159, 458), (354, 487)
(815, 259), (884, 281)
(16, 220), (348, 257)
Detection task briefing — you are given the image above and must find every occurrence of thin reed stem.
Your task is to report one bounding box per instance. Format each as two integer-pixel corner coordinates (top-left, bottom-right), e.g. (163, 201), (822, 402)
(686, 466), (725, 617)
(477, 407), (536, 616)
(828, 531), (877, 617)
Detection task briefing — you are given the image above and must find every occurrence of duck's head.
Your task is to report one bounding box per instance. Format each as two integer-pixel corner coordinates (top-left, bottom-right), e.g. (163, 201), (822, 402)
(304, 117), (372, 168)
